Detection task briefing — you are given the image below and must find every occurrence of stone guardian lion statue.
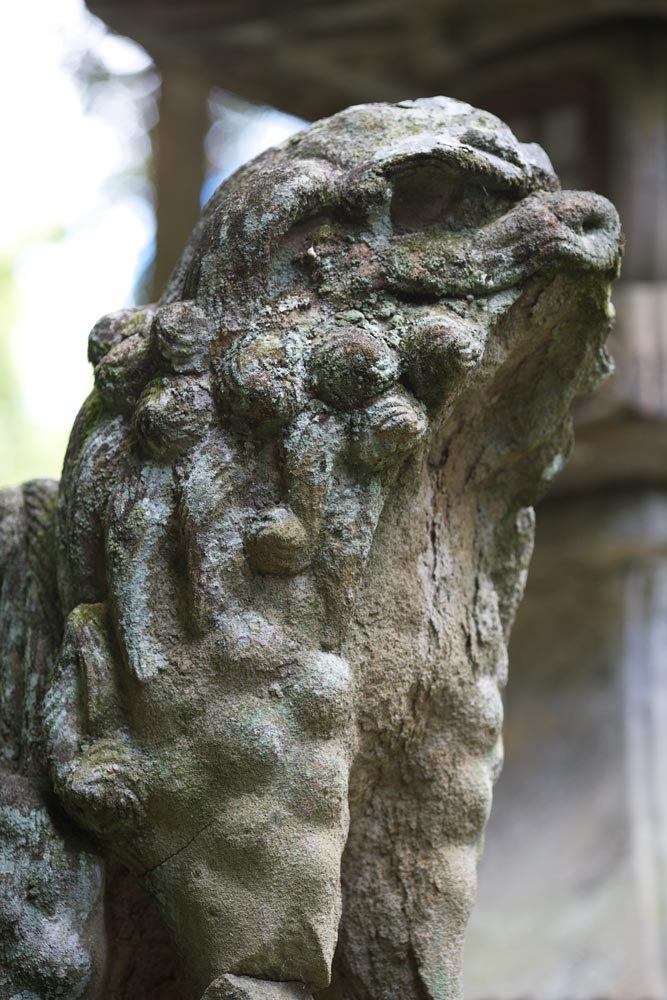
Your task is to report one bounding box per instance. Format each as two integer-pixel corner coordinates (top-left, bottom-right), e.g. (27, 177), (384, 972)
(0, 97), (621, 1000)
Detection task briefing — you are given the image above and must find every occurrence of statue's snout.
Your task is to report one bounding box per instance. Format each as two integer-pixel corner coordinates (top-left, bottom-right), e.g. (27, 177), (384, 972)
(541, 189), (622, 273)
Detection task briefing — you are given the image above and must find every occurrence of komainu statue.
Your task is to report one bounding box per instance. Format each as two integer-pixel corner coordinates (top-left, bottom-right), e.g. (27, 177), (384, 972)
(0, 98), (621, 1000)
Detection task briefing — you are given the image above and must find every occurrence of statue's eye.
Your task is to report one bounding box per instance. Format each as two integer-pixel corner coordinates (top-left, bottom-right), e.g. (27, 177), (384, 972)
(390, 167), (464, 233)
(390, 165), (517, 234)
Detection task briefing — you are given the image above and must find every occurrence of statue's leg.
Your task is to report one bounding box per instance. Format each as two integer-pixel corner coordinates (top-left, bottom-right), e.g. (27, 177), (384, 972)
(46, 443), (356, 998)
(331, 666), (504, 1000)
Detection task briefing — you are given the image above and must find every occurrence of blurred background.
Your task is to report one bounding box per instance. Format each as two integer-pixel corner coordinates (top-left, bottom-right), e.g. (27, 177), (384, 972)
(1, 1), (665, 997)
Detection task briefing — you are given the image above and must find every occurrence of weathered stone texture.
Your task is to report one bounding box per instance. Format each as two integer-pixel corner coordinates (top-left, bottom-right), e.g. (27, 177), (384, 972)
(0, 97), (620, 999)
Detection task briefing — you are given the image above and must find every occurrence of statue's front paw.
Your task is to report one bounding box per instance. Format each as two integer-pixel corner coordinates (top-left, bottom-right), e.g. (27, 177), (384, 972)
(202, 973), (312, 1000)
(57, 738), (152, 840)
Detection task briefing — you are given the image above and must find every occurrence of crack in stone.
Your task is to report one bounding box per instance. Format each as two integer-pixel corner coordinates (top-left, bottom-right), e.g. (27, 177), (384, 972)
(138, 818), (216, 878)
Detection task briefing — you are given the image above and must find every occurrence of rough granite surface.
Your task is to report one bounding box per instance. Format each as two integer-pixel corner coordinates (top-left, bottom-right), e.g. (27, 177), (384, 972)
(0, 97), (621, 1000)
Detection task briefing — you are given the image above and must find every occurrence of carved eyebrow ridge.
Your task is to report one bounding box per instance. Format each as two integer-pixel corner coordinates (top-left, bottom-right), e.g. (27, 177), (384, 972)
(384, 153), (526, 202)
(371, 142), (533, 199)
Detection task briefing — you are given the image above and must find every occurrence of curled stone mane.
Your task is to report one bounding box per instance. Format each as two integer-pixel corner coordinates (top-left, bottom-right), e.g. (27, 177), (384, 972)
(1, 97), (621, 1000)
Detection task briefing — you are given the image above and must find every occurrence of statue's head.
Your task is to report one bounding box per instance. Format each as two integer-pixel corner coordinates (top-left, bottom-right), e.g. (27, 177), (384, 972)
(45, 98), (621, 998)
(77, 97), (620, 526)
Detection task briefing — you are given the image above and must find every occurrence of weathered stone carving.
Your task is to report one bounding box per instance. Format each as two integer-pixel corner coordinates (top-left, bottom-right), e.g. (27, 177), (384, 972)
(0, 97), (621, 1000)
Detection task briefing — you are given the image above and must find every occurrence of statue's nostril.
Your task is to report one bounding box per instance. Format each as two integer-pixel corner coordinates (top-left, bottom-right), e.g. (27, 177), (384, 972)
(549, 192), (619, 244)
(581, 211), (606, 235)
